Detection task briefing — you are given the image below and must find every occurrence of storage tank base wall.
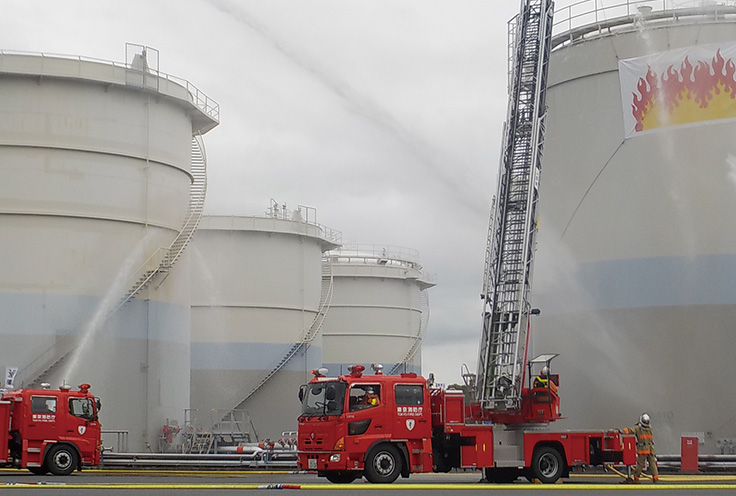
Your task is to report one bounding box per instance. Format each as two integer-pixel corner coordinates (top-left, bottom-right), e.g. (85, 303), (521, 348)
(570, 254), (736, 309)
(191, 343), (322, 372)
(534, 304), (736, 455)
(0, 295), (191, 345)
(190, 344), (320, 424)
(190, 368), (314, 440)
(0, 297), (190, 453)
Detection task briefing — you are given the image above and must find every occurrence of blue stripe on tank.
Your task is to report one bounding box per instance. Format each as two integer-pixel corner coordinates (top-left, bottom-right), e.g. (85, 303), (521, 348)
(191, 342), (322, 371)
(553, 253), (736, 310)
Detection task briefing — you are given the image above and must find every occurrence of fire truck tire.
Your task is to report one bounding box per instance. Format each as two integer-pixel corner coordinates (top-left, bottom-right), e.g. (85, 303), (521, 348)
(324, 470), (360, 484)
(364, 444), (402, 484)
(531, 446), (564, 484)
(46, 444), (78, 476)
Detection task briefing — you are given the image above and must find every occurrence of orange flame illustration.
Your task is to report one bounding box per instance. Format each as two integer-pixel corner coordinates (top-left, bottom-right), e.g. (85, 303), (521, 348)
(632, 50), (736, 132)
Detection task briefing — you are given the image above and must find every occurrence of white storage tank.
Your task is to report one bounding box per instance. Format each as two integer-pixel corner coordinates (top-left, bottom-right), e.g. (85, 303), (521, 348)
(321, 245), (435, 377)
(533, 2), (736, 453)
(189, 206), (340, 440)
(0, 46), (218, 451)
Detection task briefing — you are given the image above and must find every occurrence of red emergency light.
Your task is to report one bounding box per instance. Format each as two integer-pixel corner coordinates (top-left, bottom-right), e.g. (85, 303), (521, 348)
(348, 364), (365, 377)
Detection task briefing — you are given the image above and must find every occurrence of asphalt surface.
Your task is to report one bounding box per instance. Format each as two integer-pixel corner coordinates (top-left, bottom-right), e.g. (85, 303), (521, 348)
(2, 469), (736, 495)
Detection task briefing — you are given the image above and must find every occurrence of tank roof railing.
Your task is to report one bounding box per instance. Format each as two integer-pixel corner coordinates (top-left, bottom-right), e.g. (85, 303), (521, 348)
(264, 200), (342, 245)
(328, 244), (423, 270)
(0, 49), (219, 123)
(552, 1), (736, 50)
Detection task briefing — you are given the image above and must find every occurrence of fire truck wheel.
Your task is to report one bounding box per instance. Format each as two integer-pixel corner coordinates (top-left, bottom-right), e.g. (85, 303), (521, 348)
(47, 444), (78, 476)
(324, 470), (360, 484)
(531, 446), (564, 484)
(364, 444), (402, 484)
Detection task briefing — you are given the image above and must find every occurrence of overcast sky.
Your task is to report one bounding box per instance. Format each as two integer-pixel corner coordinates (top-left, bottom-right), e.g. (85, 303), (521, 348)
(2, 0), (577, 385)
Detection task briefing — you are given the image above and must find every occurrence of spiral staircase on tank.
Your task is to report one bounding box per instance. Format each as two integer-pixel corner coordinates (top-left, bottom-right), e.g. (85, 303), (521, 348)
(118, 134), (208, 304)
(19, 135), (208, 388)
(226, 257), (335, 415)
(388, 288), (430, 375)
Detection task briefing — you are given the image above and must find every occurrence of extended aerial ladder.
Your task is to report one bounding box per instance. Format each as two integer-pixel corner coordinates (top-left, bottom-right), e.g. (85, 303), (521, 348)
(476, 0), (554, 414)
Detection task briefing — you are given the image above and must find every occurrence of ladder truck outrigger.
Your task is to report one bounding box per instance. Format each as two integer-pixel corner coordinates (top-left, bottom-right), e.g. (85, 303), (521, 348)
(297, 0), (638, 484)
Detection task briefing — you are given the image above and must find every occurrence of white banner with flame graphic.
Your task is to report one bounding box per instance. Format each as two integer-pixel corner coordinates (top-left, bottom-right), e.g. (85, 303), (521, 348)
(619, 43), (736, 138)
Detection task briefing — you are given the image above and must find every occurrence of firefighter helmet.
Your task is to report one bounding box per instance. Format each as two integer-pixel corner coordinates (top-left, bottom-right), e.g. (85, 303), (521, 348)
(540, 366), (549, 377)
(639, 413), (650, 426)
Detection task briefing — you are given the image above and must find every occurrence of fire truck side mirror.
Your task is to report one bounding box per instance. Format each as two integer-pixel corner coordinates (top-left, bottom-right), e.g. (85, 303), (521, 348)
(298, 385), (306, 403)
(96, 398), (102, 413)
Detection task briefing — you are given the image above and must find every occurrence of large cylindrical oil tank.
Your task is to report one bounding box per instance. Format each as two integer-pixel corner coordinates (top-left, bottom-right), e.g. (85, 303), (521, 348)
(0, 48), (218, 451)
(190, 209), (340, 440)
(534, 3), (736, 453)
(321, 245), (435, 377)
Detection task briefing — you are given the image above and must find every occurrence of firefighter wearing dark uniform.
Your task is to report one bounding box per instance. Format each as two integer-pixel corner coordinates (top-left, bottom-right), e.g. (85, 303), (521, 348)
(622, 413), (658, 483)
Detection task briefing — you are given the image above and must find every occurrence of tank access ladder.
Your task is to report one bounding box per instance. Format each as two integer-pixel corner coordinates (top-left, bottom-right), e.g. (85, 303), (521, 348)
(476, 0), (554, 412)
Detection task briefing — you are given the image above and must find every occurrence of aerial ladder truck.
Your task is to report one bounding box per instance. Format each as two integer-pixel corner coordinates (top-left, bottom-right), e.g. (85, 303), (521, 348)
(296, 0), (638, 484)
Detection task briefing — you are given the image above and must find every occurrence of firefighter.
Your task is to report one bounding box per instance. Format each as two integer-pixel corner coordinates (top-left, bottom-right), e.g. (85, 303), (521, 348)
(533, 366), (558, 393)
(363, 387), (380, 407)
(621, 413), (659, 484)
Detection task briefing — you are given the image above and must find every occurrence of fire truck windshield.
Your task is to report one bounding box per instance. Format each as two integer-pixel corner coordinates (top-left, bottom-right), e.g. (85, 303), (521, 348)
(300, 381), (346, 417)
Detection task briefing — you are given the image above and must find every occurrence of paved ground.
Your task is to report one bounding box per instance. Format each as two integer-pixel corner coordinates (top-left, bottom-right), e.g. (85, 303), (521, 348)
(2, 469), (736, 495)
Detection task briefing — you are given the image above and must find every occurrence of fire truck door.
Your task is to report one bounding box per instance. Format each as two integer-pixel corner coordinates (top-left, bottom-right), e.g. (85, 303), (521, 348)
(345, 384), (386, 440)
(28, 395), (59, 440)
(67, 397), (100, 456)
(393, 384), (431, 440)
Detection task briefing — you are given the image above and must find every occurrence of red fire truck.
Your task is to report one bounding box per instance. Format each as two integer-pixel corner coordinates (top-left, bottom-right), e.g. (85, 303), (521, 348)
(297, 364), (636, 484)
(0, 383), (102, 475)
(298, 0), (639, 484)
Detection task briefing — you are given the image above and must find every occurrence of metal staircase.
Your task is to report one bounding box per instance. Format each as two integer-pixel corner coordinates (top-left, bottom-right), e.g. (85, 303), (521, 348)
(19, 134), (208, 387)
(230, 257), (335, 411)
(388, 289), (430, 375)
(121, 134), (208, 305)
(476, 0), (553, 411)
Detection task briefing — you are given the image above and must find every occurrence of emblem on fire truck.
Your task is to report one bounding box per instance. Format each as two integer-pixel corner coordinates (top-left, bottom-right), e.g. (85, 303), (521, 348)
(78, 425), (86, 435)
(406, 419), (415, 431)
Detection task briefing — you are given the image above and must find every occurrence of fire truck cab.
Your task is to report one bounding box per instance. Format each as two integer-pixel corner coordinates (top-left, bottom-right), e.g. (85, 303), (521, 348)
(0, 383), (102, 475)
